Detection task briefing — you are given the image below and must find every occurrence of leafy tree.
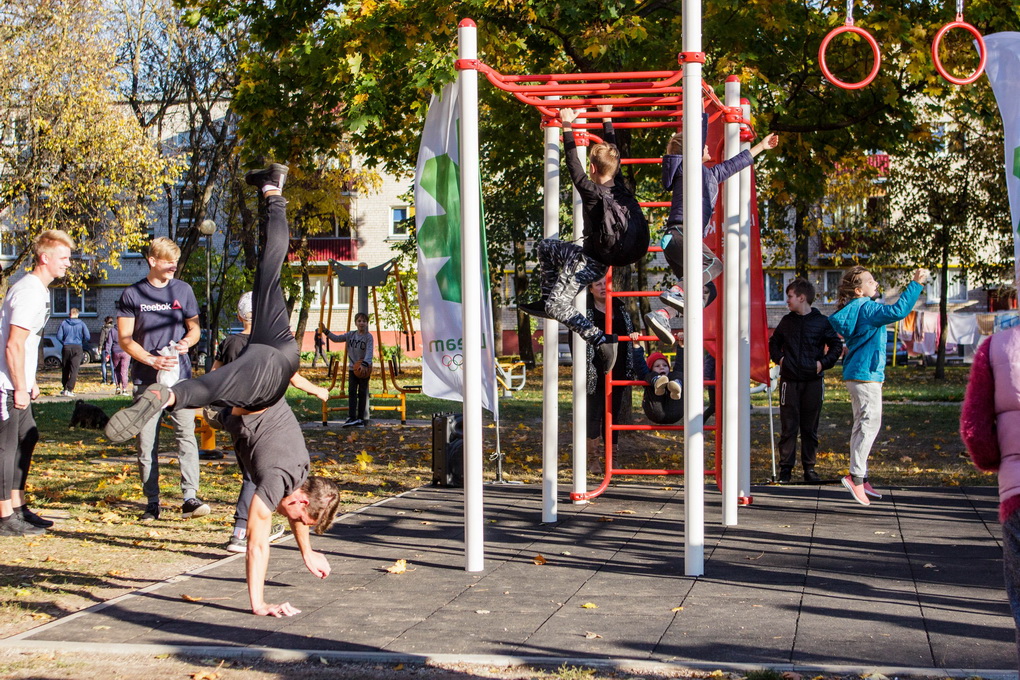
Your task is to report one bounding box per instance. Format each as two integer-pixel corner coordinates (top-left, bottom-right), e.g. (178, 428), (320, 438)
(0, 0), (179, 290)
(878, 95), (1011, 379)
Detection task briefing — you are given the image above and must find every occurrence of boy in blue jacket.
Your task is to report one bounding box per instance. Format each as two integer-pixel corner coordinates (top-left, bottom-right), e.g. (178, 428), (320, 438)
(644, 118), (778, 344)
(828, 265), (929, 506)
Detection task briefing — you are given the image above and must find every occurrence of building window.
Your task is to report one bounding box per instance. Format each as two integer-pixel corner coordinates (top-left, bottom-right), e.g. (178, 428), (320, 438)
(0, 229), (21, 258)
(764, 272), (788, 305)
(390, 207), (413, 238)
(926, 272), (968, 303)
(821, 270), (843, 304)
(51, 287), (97, 317)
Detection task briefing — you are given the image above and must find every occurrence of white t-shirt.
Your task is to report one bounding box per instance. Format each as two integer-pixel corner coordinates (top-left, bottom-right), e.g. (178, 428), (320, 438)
(0, 273), (50, 392)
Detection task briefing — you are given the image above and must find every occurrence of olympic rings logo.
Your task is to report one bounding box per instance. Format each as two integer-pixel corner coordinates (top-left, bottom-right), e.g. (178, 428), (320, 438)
(442, 354), (464, 371)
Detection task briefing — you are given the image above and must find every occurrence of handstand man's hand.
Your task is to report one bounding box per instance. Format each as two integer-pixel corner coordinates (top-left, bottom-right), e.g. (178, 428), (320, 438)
(254, 601), (301, 618)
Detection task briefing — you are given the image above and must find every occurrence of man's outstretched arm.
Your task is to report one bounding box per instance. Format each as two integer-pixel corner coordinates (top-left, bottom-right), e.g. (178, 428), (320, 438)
(246, 494), (300, 617)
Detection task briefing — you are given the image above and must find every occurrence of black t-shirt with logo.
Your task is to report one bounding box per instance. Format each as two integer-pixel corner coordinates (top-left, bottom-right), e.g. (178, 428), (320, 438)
(116, 278), (200, 384)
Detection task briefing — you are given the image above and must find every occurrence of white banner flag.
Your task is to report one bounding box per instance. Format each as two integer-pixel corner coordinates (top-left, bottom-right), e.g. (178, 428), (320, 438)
(415, 84), (497, 413)
(984, 32), (1020, 285)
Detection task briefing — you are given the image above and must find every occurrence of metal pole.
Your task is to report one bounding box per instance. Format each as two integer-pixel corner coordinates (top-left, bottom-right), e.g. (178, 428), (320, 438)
(721, 76), (741, 526)
(571, 139), (589, 502)
(738, 98), (753, 503)
(205, 232), (212, 371)
(458, 18), (484, 572)
(541, 112), (561, 524)
(682, 0), (705, 576)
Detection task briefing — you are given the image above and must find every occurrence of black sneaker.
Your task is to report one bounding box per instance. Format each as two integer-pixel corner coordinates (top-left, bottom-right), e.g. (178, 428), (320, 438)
(519, 298), (551, 320)
(595, 340), (618, 373)
(140, 502), (161, 522)
(244, 163), (289, 192)
(18, 506), (53, 528)
(181, 498), (211, 519)
(644, 311), (675, 345)
(778, 468), (792, 483)
(201, 407), (224, 431)
(0, 514), (46, 536)
(105, 384), (170, 443)
(803, 469), (821, 484)
(341, 418), (361, 428)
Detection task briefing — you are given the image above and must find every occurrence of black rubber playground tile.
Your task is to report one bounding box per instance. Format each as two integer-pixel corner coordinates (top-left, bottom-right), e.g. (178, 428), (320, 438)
(10, 484), (1015, 671)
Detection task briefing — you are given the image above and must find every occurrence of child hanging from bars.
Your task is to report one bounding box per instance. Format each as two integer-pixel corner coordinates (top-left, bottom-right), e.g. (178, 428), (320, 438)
(644, 114), (778, 345)
(520, 104), (649, 371)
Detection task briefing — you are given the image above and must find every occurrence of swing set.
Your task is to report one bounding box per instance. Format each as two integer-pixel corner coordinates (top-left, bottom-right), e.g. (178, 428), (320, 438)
(318, 259), (419, 425)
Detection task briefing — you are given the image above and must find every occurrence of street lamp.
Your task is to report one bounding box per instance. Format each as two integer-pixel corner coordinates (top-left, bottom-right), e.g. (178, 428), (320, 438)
(198, 219), (216, 371)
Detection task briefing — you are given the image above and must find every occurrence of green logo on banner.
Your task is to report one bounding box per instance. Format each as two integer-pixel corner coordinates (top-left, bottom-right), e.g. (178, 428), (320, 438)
(418, 153), (463, 304)
(1014, 145), (1020, 181)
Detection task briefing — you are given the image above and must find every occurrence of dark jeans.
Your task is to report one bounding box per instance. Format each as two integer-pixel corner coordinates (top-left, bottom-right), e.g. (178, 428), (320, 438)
(171, 195), (299, 411)
(348, 371), (369, 420)
(0, 398), (38, 500)
(642, 371), (683, 424)
(61, 344), (83, 391)
(537, 238), (608, 344)
(1003, 510), (1020, 668)
(778, 378), (824, 471)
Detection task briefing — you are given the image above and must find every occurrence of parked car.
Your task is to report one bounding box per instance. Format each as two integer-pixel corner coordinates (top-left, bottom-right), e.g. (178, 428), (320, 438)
(886, 329), (910, 366)
(42, 335), (98, 369)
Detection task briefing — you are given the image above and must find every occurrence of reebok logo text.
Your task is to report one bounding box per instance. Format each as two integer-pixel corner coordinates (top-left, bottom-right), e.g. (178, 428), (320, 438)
(139, 303), (173, 312)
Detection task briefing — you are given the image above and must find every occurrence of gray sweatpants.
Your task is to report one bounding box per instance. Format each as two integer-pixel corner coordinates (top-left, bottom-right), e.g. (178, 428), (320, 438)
(846, 380), (882, 482)
(134, 383), (200, 503)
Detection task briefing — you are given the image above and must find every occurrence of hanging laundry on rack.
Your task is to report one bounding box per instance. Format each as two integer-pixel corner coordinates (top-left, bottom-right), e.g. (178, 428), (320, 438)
(946, 313), (980, 345)
(977, 313), (997, 335)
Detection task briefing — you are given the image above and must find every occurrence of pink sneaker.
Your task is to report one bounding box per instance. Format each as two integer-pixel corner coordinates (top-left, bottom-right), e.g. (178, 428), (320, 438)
(841, 475), (871, 506)
(863, 482), (882, 499)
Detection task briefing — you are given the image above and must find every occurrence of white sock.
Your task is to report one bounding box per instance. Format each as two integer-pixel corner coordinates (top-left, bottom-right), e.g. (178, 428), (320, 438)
(260, 184), (280, 196)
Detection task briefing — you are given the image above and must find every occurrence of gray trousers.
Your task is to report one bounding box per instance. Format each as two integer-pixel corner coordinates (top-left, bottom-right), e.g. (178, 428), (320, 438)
(846, 380), (883, 482)
(134, 383), (199, 502)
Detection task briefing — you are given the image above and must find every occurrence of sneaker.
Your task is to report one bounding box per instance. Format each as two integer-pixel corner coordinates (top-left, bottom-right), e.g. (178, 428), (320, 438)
(181, 498), (211, 519)
(803, 469), (821, 484)
(355, 419), (367, 428)
(660, 287), (685, 312)
(269, 523), (286, 541)
(201, 407), (224, 431)
(140, 502), (160, 522)
(703, 281), (718, 307)
(863, 481), (882, 499)
(341, 417), (361, 428)
(104, 383), (170, 443)
(778, 468), (792, 483)
(18, 506), (54, 528)
(652, 374), (668, 396)
(244, 163), (288, 192)
(667, 380), (682, 401)
(225, 535), (246, 553)
(0, 514), (46, 536)
(644, 310), (675, 345)
(519, 298), (551, 320)
(595, 340), (618, 373)
(841, 475), (871, 506)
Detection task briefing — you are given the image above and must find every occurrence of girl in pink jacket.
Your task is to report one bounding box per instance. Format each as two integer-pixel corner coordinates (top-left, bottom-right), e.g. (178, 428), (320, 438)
(960, 326), (1020, 664)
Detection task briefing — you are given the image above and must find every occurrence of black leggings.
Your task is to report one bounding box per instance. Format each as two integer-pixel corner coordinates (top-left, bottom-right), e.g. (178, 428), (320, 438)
(171, 195), (299, 411)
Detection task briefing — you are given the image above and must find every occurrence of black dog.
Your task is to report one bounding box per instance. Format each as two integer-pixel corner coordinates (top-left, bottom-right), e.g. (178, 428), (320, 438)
(70, 400), (109, 429)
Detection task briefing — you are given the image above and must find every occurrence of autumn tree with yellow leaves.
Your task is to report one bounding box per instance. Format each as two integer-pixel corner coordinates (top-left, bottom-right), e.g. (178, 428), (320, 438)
(0, 0), (180, 291)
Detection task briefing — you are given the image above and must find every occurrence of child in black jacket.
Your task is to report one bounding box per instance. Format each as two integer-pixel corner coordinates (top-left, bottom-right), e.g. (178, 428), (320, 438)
(768, 278), (843, 483)
(521, 105), (649, 371)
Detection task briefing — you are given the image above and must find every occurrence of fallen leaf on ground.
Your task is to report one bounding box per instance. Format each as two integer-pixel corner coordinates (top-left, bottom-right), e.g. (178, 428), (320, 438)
(597, 517), (613, 523)
(615, 509), (635, 514)
(671, 606), (684, 612)
(532, 554), (547, 565)
(782, 673), (802, 680)
(580, 602), (598, 609)
(385, 559), (413, 574)
(475, 610), (490, 614)
(92, 625), (111, 630)
(584, 631), (602, 638)
(191, 660), (225, 679)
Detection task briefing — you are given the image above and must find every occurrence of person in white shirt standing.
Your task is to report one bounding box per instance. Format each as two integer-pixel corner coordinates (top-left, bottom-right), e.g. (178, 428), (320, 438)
(0, 230), (75, 536)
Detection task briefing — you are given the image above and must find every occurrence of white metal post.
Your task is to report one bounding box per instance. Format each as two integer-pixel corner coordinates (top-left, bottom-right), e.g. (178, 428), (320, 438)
(721, 76), (741, 526)
(458, 19), (484, 572)
(571, 141), (589, 501)
(738, 98), (753, 502)
(541, 118), (561, 523)
(681, 0), (705, 576)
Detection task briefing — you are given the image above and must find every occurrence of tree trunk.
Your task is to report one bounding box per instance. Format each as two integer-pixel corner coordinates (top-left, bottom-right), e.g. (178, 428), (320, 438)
(513, 239), (536, 367)
(934, 232), (950, 381)
(793, 200), (810, 277)
(492, 289), (504, 357)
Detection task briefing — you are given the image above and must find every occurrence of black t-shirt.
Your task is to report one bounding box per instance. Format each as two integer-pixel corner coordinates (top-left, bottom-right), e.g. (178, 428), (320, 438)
(116, 278), (199, 384)
(215, 333), (250, 365)
(591, 301), (631, 379)
(222, 399), (309, 511)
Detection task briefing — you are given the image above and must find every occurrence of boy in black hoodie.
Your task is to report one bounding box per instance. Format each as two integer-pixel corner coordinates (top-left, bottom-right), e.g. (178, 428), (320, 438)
(768, 278), (842, 483)
(521, 105), (649, 371)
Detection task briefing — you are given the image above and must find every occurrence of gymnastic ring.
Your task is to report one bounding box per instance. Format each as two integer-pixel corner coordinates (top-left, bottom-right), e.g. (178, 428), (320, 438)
(819, 24), (882, 90)
(932, 19), (986, 85)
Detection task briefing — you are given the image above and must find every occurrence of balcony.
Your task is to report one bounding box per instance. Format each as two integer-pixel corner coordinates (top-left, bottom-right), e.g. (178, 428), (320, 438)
(288, 237), (357, 263)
